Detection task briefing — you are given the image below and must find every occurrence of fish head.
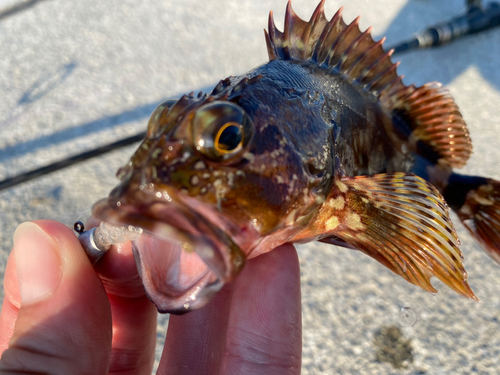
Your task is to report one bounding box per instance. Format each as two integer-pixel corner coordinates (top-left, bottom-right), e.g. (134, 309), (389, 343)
(92, 72), (334, 313)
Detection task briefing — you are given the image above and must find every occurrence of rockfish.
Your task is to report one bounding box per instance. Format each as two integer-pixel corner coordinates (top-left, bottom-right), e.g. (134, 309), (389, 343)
(92, 0), (500, 313)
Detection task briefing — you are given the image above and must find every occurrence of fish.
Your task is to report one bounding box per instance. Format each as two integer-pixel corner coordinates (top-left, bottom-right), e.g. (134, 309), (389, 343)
(92, 0), (500, 313)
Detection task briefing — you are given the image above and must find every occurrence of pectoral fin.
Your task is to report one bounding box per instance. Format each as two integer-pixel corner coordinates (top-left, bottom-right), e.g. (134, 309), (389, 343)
(296, 172), (478, 301)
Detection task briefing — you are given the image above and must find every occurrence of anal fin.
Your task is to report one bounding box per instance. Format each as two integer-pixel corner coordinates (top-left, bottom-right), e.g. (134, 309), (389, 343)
(295, 172), (478, 301)
(453, 178), (500, 264)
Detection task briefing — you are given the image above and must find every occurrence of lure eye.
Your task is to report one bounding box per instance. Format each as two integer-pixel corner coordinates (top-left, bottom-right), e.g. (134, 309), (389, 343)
(192, 101), (253, 162)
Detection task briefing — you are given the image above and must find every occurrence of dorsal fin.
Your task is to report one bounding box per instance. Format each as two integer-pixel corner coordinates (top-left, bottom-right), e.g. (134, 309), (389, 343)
(265, 1), (473, 167)
(381, 83), (472, 168)
(265, 0), (404, 96)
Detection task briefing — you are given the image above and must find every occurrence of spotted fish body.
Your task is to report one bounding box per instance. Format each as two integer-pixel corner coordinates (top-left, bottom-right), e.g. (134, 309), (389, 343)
(93, 1), (500, 313)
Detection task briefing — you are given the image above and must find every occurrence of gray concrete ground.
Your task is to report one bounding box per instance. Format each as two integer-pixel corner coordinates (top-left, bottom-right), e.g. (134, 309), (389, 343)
(1, 0), (500, 373)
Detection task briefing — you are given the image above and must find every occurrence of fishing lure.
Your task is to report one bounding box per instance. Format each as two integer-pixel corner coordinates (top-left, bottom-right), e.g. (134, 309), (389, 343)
(82, 0), (500, 313)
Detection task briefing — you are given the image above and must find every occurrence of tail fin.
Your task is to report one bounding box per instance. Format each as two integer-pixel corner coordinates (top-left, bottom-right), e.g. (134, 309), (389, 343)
(444, 174), (500, 264)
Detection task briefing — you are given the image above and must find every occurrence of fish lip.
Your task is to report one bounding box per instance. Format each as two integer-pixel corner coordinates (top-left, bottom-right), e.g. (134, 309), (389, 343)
(91, 185), (246, 312)
(92, 187), (246, 280)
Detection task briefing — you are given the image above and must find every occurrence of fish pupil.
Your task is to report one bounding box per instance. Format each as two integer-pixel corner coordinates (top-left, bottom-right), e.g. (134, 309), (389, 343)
(216, 123), (242, 152)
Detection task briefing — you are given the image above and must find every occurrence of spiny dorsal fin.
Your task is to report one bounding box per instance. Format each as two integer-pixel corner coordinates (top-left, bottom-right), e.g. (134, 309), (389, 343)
(265, 0), (404, 95)
(265, 1), (472, 167)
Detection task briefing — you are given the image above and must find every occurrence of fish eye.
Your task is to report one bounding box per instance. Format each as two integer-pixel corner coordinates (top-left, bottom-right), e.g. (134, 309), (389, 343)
(215, 123), (243, 154)
(192, 101), (253, 162)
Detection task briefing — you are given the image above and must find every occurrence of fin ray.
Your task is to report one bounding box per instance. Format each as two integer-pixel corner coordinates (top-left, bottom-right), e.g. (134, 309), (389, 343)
(365, 226), (437, 292)
(454, 179), (500, 264)
(267, 2), (403, 95)
(382, 83), (472, 167)
(343, 173), (476, 300)
(266, 2), (472, 167)
(294, 172), (478, 300)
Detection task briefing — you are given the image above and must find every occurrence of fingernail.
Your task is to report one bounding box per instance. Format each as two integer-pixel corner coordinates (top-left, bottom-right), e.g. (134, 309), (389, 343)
(13, 222), (62, 305)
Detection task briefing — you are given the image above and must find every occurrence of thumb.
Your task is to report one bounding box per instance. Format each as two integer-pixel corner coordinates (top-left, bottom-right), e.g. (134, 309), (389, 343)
(0, 220), (112, 374)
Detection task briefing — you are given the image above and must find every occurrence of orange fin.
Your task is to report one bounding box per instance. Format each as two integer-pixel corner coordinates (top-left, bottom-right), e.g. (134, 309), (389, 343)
(296, 172), (478, 301)
(382, 83), (472, 168)
(265, 1), (403, 95)
(455, 179), (500, 264)
(265, 1), (472, 168)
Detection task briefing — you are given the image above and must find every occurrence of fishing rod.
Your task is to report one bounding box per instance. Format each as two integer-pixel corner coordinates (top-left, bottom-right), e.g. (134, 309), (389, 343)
(389, 0), (500, 55)
(0, 132), (146, 191)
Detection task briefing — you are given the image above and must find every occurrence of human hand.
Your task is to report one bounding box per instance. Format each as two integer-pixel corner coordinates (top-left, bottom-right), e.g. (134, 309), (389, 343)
(0, 220), (302, 374)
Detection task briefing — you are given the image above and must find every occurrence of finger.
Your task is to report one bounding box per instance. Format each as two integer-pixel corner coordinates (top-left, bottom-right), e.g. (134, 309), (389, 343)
(221, 244), (302, 374)
(0, 220), (112, 374)
(0, 251), (19, 354)
(95, 240), (158, 375)
(158, 243), (302, 375)
(84, 217), (158, 374)
(159, 280), (235, 375)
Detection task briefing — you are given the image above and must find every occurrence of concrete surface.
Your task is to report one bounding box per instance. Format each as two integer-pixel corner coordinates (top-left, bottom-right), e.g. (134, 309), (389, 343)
(1, 0), (500, 373)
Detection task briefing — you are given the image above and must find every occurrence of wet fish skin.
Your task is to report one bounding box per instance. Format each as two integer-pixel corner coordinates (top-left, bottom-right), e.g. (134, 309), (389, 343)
(93, 1), (500, 312)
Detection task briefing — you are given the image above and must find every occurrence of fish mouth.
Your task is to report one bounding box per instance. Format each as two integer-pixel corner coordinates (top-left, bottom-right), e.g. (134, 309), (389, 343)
(92, 184), (246, 314)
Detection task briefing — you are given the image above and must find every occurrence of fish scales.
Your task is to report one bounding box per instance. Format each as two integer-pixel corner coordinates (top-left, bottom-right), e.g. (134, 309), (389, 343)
(92, 1), (500, 313)
(238, 59), (408, 177)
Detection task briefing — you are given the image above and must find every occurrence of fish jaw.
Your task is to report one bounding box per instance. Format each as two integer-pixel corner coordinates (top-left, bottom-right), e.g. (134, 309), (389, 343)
(91, 179), (247, 313)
